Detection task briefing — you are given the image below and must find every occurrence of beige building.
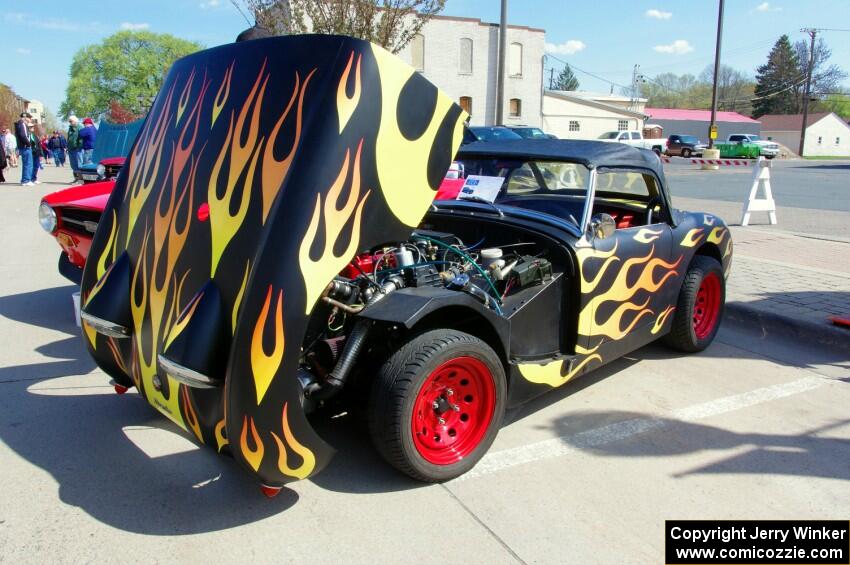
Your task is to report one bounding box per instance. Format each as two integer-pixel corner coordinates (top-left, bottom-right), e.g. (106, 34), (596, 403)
(541, 90), (647, 140)
(396, 15), (546, 127)
(25, 99), (45, 125)
(760, 112), (850, 157)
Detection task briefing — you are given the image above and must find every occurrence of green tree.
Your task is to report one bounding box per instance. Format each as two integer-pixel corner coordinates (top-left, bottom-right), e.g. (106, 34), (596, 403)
(232, 0), (446, 54)
(752, 35), (801, 117)
(59, 31), (203, 119)
(815, 93), (850, 119)
(552, 64), (579, 91)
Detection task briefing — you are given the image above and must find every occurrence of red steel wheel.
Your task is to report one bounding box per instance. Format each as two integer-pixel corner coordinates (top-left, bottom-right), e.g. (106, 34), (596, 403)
(369, 330), (506, 482)
(411, 357), (496, 466)
(693, 272), (721, 339)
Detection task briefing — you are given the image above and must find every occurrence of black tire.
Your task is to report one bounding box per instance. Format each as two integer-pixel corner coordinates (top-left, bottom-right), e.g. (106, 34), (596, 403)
(368, 329), (506, 482)
(652, 146), (662, 156)
(765, 154), (776, 160)
(682, 148), (691, 158)
(662, 256), (725, 352)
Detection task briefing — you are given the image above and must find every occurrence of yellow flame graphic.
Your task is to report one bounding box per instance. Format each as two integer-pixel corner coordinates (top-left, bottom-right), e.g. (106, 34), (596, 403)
(214, 419), (229, 452)
(181, 385), (204, 443)
(163, 289), (203, 350)
(271, 402), (316, 480)
(707, 227), (727, 245)
(633, 228), (663, 244)
(96, 209), (118, 279)
(176, 68), (196, 125)
(371, 44), (467, 226)
(336, 51), (361, 133)
(232, 261), (251, 333)
(298, 140), (371, 314)
(212, 61), (234, 128)
(680, 228), (705, 248)
(251, 285), (285, 405)
(651, 305), (676, 334)
(239, 415), (264, 472)
(518, 343), (603, 388)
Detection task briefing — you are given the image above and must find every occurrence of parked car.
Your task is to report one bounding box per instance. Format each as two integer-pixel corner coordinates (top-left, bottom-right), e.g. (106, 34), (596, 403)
(76, 35), (732, 494)
(39, 179), (116, 283)
(506, 126), (557, 139)
(463, 126), (523, 143)
(665, 134), (707, 158)
(597, 130), (667, 155)
(713, 139), (762, 159)
(726, 134), (779, 158)
(75, 117), (143, 183)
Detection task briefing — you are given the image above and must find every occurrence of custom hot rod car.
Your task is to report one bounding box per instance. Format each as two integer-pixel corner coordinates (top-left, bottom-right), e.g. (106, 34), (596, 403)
(78, 34), (732, 495)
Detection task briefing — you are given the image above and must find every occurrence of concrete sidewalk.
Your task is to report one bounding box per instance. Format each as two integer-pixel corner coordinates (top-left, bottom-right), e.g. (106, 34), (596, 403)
(725, 226), (850, 352)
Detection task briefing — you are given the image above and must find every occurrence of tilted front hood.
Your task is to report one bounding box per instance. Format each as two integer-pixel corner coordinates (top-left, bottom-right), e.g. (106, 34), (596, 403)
(79, 35), (466, 486)
(43, 180), (115, 211)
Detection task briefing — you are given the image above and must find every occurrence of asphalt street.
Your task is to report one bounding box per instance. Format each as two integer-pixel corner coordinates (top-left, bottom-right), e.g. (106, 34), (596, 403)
(0, 166), (848, 564)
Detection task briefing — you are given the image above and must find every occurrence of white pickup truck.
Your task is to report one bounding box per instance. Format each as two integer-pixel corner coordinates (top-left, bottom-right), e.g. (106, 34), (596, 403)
(726, 134), (780, 158)
(597, 130), (667, 155)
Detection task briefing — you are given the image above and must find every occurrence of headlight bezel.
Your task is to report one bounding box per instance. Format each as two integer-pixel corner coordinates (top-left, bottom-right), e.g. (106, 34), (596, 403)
(39, 202), (57, 233)
(96, 163), (106, 178)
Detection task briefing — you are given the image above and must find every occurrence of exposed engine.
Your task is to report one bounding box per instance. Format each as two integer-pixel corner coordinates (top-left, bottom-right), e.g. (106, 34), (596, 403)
(299, 229), (556, 407)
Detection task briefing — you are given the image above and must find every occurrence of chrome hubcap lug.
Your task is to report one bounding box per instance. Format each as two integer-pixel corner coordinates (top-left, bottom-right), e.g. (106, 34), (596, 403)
(438, 417), (446, 425)
(432, 401), (440, 409)
(451, 404), (460, 412)
(446, 388), (454, 396)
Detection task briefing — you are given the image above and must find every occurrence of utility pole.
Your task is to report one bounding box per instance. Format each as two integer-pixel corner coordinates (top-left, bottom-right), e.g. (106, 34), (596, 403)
(708, 0), (725, 149)
(799, 28), (817, 157)
(549, 67), (555, 90)
(495, 0), (508, 124)
(629, 64), (645, 112)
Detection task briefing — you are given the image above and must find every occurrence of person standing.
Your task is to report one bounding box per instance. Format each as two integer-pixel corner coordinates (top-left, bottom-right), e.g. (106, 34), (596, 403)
(40, 135), (50, 165)
(49, 131), (66, 166)
(29, 126), (43, 184)
(4, 128), (17, 168)
(0, 138), (7, 183)
(79, 117), (97, 165)
(67, 116), (82, 178)
(14, 112), (33, 186)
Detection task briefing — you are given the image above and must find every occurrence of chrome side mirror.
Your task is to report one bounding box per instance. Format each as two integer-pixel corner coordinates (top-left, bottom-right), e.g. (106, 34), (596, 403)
(589, 213), (616, 240)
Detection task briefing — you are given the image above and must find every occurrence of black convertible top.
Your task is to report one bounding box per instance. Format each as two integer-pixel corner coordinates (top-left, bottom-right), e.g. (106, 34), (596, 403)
(457, 139), (664, 175)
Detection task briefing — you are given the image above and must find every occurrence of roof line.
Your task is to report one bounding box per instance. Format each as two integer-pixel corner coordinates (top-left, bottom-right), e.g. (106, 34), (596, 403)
(544, 90), (647, 119)
(427, 13), (546, 33)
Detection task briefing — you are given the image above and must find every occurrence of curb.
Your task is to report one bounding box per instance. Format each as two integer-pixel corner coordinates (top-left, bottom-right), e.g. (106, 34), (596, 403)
(725, 302), (850, 356)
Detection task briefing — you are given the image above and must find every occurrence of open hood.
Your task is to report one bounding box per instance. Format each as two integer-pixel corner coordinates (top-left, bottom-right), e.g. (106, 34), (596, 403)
(80, 34), (466, 486)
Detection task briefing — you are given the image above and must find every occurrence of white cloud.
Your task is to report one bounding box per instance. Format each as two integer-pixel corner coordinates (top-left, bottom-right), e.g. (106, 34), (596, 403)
(120, 22), (150, 30)
(646, 9), (672, 20)
(200, 0), (221, 8)
(4, 12), (27, 23)
(14, 47), (31, 55)
(653, 39), (694, 55)
(545, 40), (586, 55)
(755, 2), (782, 11)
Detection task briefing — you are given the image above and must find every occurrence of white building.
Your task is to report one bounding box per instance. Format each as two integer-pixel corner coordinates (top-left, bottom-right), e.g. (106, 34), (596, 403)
(396, 15), (546, 127)
(760, 112), (850, 157)
(542, 90), (647, 140)
(25, 99), (45, 125)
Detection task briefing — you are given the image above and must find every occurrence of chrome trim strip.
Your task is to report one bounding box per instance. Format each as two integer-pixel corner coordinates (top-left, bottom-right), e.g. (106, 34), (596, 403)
(574, 168), (597, 248)
(157, 354), (222, 389)
(79, 311), (131, 338)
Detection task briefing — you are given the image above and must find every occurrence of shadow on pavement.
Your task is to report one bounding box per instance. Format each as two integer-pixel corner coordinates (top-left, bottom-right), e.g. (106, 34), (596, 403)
(547, 409), (850, 482)
(790, 164), (850, 171)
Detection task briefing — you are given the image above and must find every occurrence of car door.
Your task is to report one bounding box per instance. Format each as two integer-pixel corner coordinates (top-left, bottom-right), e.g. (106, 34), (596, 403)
(577, 169), (681, 360)
(668, 135), (681, 155)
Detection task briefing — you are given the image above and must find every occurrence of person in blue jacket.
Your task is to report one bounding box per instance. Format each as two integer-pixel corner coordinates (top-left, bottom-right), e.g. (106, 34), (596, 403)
(78, 117), (97, 165)
(48, 132), (67, 166)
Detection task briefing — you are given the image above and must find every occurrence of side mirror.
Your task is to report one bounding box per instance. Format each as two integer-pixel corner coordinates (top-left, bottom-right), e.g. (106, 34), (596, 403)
(589, 213), (616, 240)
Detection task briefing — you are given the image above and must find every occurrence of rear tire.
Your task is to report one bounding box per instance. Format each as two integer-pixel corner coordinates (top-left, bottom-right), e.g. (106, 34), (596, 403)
(663, 256), (725, 352)
(368, 330), (506, 482)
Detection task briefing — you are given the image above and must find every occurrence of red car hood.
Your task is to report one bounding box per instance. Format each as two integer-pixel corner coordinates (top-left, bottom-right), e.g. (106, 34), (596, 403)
(99, 156), (126, 167)
(42, 180), (114, 211)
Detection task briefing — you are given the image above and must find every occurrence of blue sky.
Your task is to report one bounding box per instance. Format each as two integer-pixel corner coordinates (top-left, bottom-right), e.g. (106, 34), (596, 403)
(2, 0), (848, 116)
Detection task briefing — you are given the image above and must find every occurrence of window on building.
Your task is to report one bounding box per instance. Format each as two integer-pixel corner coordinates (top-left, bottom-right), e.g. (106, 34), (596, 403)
(568, 120), (580, 132)
(459, 38), (473, 74)
(459, 96), (472, 116)
(509, 42), (523, 77)
(509, 98), (522, 117)
(817, 136), (822, 145)
(836, 137), (841, 145)
(411, 34), (425, 71)
(618, 120), (629, 131)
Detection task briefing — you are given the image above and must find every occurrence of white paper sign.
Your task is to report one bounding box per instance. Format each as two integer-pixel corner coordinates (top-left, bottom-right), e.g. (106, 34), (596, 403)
(457, 175), (504, 203)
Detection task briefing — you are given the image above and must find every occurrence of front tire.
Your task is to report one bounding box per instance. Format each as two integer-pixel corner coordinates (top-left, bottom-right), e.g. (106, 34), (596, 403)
(368, 330), (506, 482)
(663, 256), (725, 352)
(682, 148), (691, 158)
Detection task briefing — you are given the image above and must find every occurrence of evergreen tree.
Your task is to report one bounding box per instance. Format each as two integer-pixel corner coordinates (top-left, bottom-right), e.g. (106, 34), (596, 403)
(753, 35), (801, 117)
(552, 64), (579, 91)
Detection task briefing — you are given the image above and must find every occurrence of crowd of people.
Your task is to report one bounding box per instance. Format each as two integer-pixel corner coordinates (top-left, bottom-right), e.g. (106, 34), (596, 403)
(1, 113), (97, 186)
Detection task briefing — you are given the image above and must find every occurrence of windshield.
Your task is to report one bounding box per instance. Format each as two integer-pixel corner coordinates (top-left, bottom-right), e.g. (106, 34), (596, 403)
(748, 135), (761, 141)
(598, 132), (619, 140)
(680, 135), (700, 144)
(514, 128), (547, 139)
(470, 127), (523, 141)
(439, 157), (591, 227)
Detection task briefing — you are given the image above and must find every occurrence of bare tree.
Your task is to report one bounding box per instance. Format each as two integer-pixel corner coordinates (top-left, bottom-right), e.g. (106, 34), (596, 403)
(793, 37), (847, 111)
(231, 0), (446, 53)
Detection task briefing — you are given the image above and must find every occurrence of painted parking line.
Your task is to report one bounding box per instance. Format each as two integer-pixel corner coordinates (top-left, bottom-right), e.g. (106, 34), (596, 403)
(455, 376), (825, 481)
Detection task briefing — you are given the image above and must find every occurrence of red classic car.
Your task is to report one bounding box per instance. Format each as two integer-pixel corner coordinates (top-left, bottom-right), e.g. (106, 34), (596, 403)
(39, 179), (116, 283)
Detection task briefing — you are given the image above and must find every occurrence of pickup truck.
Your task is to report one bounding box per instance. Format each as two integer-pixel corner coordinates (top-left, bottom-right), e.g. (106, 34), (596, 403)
(597, 130), (666, 155)
(726, 134), (779, 158)
(665, 134), (707, 158)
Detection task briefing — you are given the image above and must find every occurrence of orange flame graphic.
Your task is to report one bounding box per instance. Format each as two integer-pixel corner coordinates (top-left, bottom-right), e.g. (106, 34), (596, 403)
(298, 140), (371, 313)
(181, 385), (204, 443)
(251, 285), (285, 405)
(336, 51), (361, 133)
(261, 68), (316, 224)
(240, 415), (264, 472)
(271, 403), (316, 480)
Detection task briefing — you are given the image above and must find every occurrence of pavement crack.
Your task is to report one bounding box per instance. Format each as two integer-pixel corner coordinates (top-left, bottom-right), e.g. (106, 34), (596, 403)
(439, 483), (528, 565)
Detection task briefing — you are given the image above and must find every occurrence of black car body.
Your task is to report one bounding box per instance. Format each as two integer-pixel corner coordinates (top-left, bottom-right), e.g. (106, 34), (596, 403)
(78, 35), (732, 492)
(665, 134), (706, 157)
